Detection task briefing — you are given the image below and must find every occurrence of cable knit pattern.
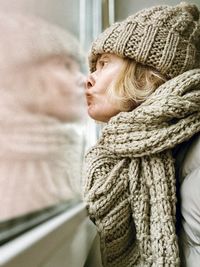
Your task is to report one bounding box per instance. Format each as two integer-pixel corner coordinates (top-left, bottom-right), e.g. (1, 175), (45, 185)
(83, 69), (200, 267)
(89, 2), (200, 79)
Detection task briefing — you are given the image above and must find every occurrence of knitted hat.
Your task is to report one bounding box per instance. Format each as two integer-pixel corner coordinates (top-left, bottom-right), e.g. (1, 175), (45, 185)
(89, 2), (200, 79)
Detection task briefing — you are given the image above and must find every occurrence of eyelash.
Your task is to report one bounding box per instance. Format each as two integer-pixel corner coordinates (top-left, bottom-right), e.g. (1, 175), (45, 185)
(98, 59), (108, 67)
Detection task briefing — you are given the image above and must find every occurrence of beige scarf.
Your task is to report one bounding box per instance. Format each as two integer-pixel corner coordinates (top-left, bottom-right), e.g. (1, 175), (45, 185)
(84, 69), (200, 267)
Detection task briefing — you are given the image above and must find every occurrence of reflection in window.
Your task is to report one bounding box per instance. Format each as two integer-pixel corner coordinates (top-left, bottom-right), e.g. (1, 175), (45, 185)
(0, 12), (87, 224)
(0, 0), (103, 243)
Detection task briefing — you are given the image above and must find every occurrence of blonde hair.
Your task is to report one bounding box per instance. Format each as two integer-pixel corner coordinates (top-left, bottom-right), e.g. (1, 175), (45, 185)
(108, 58), (167, 111)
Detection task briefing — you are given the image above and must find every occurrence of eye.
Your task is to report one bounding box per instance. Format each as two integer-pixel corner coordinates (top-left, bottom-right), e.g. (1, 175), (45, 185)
(97, 58), (109, 69)
(101, 60), (108, 67)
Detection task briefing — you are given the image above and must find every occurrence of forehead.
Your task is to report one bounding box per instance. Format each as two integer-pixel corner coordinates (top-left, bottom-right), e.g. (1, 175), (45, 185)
(96, 53), (125, 65)
(98, 53), (115, 60)
(96, 54), (123, 65)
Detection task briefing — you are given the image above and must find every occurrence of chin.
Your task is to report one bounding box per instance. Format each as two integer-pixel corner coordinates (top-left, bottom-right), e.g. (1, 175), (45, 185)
(90, 114), (109, 123)
(87, 107), (111, 123)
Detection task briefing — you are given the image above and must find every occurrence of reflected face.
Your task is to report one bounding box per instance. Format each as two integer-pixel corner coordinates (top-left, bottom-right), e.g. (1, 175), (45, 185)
(32, 55), (87, 122)
(85, 53), (124, 122)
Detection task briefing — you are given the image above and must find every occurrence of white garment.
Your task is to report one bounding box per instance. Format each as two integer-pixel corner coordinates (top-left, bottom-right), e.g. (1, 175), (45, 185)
(177, 133), (200, 267)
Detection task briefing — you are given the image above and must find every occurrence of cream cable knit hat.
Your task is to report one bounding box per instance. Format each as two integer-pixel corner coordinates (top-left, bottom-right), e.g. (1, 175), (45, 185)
(89, 2), (200, 79)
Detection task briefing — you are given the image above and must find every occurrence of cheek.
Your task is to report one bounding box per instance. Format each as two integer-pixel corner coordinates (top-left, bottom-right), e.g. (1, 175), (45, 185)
(92, 70), (114, 94)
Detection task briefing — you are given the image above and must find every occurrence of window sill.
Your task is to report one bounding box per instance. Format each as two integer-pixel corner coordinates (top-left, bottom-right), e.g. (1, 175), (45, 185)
(0, 202), (96, 267)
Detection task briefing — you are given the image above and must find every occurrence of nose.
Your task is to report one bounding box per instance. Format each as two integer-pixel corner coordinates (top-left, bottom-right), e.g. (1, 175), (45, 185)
(86, 73), (95, 90)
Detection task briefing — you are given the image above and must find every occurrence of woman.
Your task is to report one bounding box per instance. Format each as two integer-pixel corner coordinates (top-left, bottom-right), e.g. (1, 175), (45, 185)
(0, 13), (87, 221)
(83, 2), (200, 266)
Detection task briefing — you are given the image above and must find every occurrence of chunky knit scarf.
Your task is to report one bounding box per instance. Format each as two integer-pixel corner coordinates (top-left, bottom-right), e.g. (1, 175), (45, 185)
(83, 69), (200, 267)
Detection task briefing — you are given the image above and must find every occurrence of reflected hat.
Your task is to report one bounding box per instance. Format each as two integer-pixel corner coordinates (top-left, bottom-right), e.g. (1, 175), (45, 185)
(0, 13), (84, 70)
(89, 2), (200, 79)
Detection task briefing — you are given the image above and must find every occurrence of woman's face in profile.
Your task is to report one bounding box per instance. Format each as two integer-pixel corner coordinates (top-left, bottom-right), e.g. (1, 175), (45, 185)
(85, 53), (124, 122)
(32, 55), (87, 122)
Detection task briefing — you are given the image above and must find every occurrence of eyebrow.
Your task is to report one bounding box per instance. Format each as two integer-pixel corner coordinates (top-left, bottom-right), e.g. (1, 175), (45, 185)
(98, 54), (110, 61)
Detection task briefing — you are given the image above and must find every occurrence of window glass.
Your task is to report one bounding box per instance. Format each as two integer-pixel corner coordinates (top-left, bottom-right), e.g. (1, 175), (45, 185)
(0, 0), (101, 229)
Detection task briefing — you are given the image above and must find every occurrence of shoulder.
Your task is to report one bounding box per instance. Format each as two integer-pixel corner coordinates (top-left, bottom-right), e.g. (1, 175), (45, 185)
(175, 133), (200, 183)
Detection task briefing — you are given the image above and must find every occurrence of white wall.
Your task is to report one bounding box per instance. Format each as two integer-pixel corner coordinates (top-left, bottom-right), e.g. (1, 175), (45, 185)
(115, 0), (200, 21)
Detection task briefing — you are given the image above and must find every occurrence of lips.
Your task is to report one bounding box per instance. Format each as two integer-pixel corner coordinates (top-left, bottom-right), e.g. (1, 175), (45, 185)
(85, 93), (93, 106)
